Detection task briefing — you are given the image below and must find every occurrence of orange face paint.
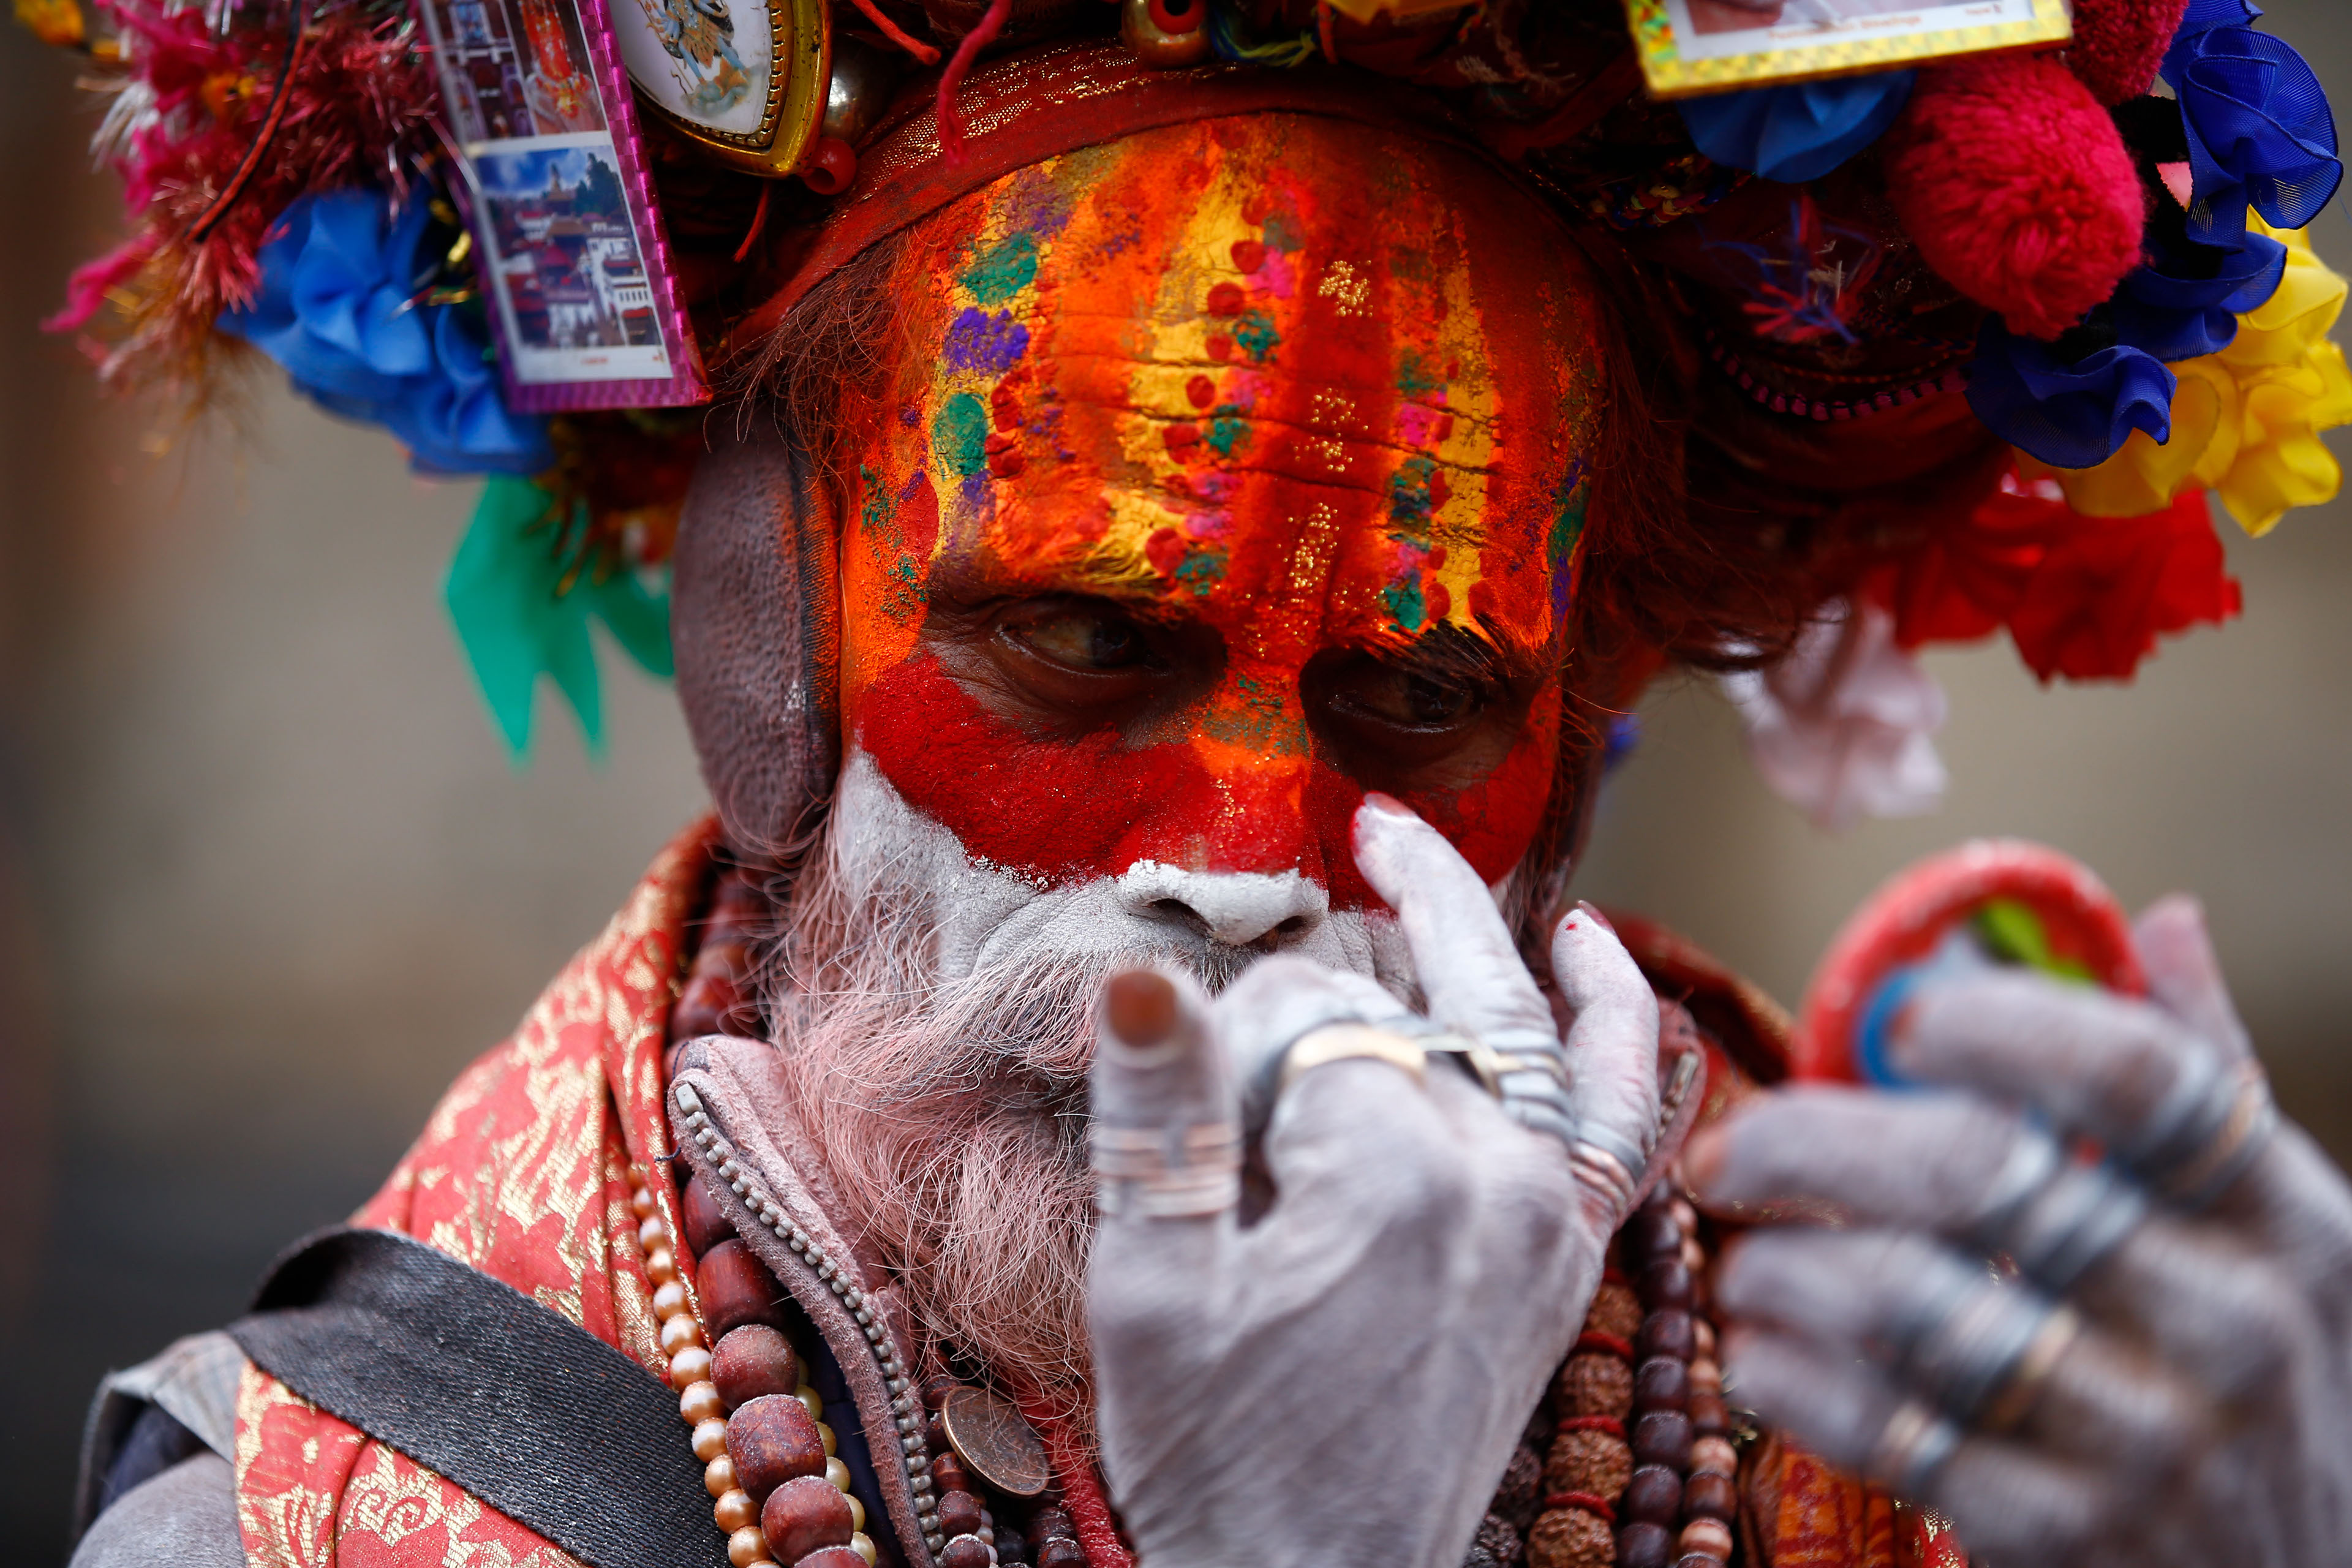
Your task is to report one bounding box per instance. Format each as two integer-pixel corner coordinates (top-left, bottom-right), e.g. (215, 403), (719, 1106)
(835, 115), (1608, 908)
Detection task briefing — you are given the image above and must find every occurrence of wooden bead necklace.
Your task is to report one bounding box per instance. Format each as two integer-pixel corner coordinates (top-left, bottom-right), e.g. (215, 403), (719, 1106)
(1504, 1185), (1743, 1568)
(624, 1168), (876, 1568)
(660, 863), (1738, 1568)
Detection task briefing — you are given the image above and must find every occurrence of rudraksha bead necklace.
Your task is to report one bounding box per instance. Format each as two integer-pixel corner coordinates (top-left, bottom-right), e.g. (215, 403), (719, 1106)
(1513, 1183), (1740, 1568)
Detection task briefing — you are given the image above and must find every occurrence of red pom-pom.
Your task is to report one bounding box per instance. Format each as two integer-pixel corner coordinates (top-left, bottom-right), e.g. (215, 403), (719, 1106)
(1882, 54), (2146, 340)
(2067, 0), (2190, 105)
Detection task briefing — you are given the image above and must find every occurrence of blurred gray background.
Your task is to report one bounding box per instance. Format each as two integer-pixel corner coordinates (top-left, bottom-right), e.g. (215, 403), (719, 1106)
(2, 9), (2348, 1561)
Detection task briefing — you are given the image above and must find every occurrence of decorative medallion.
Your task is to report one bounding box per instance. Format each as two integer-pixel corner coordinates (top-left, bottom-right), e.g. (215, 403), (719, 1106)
(609, 0), (830, 175)
(940, 1385), (1051, 1497)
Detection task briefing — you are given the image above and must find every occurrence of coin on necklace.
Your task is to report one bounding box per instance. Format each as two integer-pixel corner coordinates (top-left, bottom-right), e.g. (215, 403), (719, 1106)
(940, 1385), (1050, 1496)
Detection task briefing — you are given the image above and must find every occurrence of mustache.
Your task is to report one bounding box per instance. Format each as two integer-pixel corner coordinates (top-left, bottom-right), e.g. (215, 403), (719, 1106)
(750, 840), (1263, 1420)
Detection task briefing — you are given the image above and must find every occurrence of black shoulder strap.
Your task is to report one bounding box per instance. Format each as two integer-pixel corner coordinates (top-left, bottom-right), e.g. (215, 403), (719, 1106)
(228, 1226), (728, 1568)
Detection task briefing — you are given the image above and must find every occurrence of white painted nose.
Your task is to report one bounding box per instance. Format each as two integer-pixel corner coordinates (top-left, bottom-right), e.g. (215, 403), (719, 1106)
(1115, 862), (1330, 949)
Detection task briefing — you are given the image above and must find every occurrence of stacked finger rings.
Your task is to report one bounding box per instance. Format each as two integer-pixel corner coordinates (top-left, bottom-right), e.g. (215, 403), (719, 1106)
(1089, 1120), (1243, 1219)
(1864, 1057), (2279, 1499)
(1265, 1014), (1651, 1217)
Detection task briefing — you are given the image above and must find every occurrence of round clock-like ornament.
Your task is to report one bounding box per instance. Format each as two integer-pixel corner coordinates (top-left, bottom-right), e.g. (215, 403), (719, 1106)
(611, 0), (829, 175)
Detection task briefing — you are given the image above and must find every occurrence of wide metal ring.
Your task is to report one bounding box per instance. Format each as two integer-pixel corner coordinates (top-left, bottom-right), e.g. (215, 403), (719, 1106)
(1894, 1272), (2075, 1428)
(1868, 1399), (1962, 1499)
(1975, 1156), (2148, 1294)
(1089, 1121), (1242, 1219)
(1417, 1031), (1584, 1158)
(1277, 1024), (1431, 1095)
(2130, 1063), (2277, 1209)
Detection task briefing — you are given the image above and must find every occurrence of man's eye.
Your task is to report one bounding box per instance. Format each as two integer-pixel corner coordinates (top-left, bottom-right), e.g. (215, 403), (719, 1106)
(1339, 667), (1484, 728)
(1004, 612), (1150, 671)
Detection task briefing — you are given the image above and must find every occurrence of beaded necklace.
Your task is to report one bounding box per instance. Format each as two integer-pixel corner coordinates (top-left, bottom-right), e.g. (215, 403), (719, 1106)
(660, 867), (1743, 1568)
(1511, 1185), (1743, 1568)
(652, 866), (1101, 1568)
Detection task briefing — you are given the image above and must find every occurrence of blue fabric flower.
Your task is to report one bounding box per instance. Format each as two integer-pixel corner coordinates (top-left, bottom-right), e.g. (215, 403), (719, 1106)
(2109, 217), (2288, 362)
(1676, 72), (1917, 186)
(221, 188), (552, 477)
(1967, 318), (2177, 469)
(2160, 7), (2341, 246)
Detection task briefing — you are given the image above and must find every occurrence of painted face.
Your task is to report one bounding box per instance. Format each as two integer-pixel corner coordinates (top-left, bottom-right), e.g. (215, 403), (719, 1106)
(829, 115), (1608, 972)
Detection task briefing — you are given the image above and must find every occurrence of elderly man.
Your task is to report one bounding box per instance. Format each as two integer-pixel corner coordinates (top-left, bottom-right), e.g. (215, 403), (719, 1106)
(55, 17), (2352, 1568)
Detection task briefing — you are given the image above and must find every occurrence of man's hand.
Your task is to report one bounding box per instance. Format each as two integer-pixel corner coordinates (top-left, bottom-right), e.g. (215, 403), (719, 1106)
(1085, 797), (1661, 1568)
(1689, 895), (2352, 1568)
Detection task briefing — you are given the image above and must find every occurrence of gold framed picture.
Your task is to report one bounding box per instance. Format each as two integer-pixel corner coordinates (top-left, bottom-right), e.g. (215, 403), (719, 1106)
(1625, 0), (2075, 99)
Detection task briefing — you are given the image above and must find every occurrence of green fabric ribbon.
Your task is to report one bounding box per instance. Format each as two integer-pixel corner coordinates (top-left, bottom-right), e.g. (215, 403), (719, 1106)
(444, 475), (673, 758)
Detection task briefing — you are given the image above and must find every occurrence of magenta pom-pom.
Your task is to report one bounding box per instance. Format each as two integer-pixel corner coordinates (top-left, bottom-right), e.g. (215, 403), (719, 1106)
(2068, 0), (2193, 104)
(1883, 54), (2148, 341)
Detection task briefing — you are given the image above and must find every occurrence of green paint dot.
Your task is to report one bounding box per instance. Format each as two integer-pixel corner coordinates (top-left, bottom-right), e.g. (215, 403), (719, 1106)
(1548, 483), (1588, 568)
(860, 464), (897, 531)
(1205, 416), (1250, 456)
(1381, 577), (1427, 634)
(1232, 311), (1280, 364)
(1396, 352), (1442, 396)
(1173, 544), (1229, 598)
(935, 393), (987, 480)
(961, 232), (1039, 304)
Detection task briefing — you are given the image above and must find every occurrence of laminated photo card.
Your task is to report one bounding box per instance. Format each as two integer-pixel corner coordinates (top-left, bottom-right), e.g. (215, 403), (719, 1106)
(1626, 0), (2075, 97)
(415, 0), (709, 408)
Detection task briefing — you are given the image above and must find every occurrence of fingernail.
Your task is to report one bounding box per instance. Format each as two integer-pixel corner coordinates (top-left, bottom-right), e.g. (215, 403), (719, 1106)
(1357, 791), (1415, 820)
(1573, 900), (1616, 935)
(1104, 971), (1177, 1046)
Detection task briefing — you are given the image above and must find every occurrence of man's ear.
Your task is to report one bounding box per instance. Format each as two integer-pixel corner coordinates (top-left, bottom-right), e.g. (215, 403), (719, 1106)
(673, 417), (841, 867)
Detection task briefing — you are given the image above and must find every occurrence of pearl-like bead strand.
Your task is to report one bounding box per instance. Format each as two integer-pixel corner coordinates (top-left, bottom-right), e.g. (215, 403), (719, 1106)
(631, 1172), (782, 1568)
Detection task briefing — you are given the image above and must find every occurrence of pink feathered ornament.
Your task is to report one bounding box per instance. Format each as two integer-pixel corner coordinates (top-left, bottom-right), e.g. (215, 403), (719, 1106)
(2067, 0), (2192, 104)
(1880, 54), (2146, 341)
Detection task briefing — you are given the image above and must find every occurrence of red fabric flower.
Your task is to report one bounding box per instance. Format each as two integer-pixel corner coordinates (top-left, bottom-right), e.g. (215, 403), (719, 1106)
(1864, 469), (2242, 682)
(2007, 489), (2242, 682)
(1863, 473), (2060, 646)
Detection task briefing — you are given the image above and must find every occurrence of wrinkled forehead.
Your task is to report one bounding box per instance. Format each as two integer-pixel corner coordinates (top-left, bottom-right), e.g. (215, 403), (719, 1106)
(839, 114), (1607, 668)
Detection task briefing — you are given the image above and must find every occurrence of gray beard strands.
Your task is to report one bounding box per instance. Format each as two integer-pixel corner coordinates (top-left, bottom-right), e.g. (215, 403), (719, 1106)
(750, 827), (1257, 1418)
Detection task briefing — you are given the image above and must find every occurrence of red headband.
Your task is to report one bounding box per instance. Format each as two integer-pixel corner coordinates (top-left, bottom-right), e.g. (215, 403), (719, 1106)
(729, 41), (1491, 353)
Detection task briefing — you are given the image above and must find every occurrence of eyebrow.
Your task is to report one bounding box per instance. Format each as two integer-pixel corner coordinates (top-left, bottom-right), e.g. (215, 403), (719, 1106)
(1366, 616), (1554, 688)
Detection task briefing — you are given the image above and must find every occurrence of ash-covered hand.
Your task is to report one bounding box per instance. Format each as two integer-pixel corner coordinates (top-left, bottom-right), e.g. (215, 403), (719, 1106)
(1085, 797), (1660, 1568)
(1689, 897), (2352, 1568)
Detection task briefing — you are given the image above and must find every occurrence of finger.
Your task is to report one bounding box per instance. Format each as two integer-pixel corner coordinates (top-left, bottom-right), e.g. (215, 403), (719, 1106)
(1351, 795), (1558, 1054)
(1257, 1029), (1472, 1228)
(2132, 895), (2250, 1065)
(1211, 954), (1421, 1136)
(1553, 904), (1659, 1218)
(1087, 970), (1239, 1275)
(1685, 1085), (2047, 1237)
(1719, 1229), (2206, 1468)
(2076, 1204), (2329, 1403)
(1725, 1328), (2113, 1566)
(1893, 972), (2240, 1185)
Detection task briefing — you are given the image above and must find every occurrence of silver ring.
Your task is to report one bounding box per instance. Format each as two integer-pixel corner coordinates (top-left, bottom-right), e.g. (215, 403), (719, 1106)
(1419, 1031), (1582, 1158)
(1893, 1270), (2073, 1427)
(1975, 1155), (2148, 1293)
(2131, 1063), (2277, 1209)
(1089, 1120), (1241, 1218)
(1869, 1399), (1962, 1499)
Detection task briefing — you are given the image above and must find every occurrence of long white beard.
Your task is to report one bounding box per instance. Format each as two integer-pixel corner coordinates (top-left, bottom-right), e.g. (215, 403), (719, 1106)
(750, 751), (1524, 1421)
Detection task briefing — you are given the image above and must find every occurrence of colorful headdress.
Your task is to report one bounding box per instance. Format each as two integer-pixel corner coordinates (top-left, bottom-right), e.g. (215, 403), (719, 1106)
(19, 0), (2345, 797)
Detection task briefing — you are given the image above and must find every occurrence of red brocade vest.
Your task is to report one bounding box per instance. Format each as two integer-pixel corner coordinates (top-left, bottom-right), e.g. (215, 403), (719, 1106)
(227, 817), (1964, 1568)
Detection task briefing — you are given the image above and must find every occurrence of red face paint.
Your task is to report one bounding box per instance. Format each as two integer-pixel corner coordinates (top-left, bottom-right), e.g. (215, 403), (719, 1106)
(835, 115), (1607, 908)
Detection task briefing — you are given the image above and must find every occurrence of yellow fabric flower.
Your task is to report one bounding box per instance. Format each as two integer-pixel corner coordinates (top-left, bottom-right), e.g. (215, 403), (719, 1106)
(2021, 214), (2352, 535)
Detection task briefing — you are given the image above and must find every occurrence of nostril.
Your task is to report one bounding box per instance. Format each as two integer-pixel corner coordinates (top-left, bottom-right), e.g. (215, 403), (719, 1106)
(1145, 897), (1211, 937)
(1272, 914), (1314, 939)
